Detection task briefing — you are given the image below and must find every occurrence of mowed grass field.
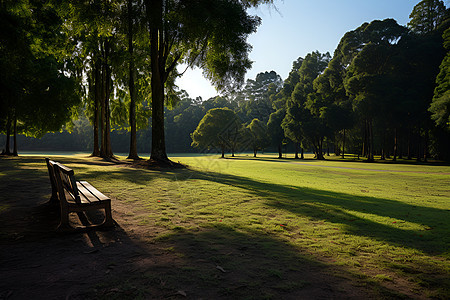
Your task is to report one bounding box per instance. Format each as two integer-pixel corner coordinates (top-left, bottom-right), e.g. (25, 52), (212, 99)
(1, 153), (449, 298)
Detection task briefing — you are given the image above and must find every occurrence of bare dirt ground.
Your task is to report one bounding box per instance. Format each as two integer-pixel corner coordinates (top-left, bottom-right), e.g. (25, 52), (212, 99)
(0, 157), (393, 299)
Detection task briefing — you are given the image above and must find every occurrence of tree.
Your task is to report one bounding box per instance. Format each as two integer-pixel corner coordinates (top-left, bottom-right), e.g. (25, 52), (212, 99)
(235, 71), (282, 123)
(1, 1), (80, 155)
(408, 0), (447, 34)
(429, 26), (450, 130)
(271, 57), (304, 111)
(60, 0), (124, 159)
(282, 51), (331, 160)
(340, 19), (408, 161)
(246, 118), (268, 157)
(191, 107), (241, 158)
(143, 0), (272, 163)
(267, 108), (286, 159)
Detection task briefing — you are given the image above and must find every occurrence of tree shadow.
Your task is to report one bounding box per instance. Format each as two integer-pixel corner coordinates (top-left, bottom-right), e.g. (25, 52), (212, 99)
(2, 156), (448, 255)
(227, 154), (450, 167)
(0, 156), (447, 298)
(122, 224), (393, 299)
(179, 168), (449, 256)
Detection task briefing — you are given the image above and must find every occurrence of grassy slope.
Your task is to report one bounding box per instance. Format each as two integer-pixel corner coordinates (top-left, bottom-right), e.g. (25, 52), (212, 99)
(1, 154), (449, 298)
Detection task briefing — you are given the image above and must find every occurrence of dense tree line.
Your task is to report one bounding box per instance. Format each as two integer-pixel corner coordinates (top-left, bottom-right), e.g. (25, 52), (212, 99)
(191, 0), (450, 161)
(1, 0), (273, 161)
(2, 0), (449, 162)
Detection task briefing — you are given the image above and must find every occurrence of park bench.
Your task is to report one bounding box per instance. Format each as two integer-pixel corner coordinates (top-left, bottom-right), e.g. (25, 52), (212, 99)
(45, 158), (113, 231)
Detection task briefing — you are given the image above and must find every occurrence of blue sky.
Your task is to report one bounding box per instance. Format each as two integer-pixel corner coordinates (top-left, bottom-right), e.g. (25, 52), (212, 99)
(176, 0), (446, 100)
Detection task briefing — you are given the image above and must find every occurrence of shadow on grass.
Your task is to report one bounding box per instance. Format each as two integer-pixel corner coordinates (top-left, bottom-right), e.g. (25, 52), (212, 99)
(1, 156), (449, 298)
(123, 224), (384, 299)
(185, 168), (449, 256)
(226, 155), (450, 167)
(2, 156), (448, 256)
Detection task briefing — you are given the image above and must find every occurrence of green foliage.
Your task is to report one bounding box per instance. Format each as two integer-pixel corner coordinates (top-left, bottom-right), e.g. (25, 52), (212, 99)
(267, 108), (286, 154)
(408, 0), (447, 34)
(430, 27), (450, 130)
(191, 107), (241, 156)
(246, 118), (269, 156)
(0, 1), (81, 143)
(282, 51), (331, 158)
(233, 70), (282, 124)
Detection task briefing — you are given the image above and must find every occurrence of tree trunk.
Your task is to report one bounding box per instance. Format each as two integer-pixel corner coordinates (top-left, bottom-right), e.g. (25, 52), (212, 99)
(221, 146), (225, 158)
(278, 144), (282, 159)
(362, 121), (367, 158)
(104, 55), (113, 158)
(92, 65), (101, 156)
(294, 142), (299, 159)
(5, 115), (11, 155)
(423, 131), (428, 162)
(341, 129), (345, 159)
(148, 0), (169, 162)
(367, 119), (374, 162)
(317, 139), (325, 160)
(127, 0), (139, 160)
(150, 62), (168, 162)
(300, 147), (304, 159)
(417, 134), (422, 162)
(393, 128), (398, 161)
(100, 51), (106, 158)
(12, 116), (17, 156)
(99, 40), (113, 159)
(407, 127), (412, 160)
(253, 147), (257, 157)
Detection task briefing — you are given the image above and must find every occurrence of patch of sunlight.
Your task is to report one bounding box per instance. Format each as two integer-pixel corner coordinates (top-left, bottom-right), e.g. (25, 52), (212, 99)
(304, 202), (427, 231)
(341, 209), (428, 231)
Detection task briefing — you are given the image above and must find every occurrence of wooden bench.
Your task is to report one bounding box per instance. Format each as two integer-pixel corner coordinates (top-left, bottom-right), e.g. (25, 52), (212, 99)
(45, 158), (113, 231)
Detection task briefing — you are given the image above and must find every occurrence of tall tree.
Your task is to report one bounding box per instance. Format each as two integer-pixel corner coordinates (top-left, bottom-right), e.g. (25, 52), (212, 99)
(282, 51), (331, 160)
(236, 71), (282, 123)
(340, 19), (408, 161)
(1, 0), (80, 155)
(143, 0), (272, 163)
(60, 0), (127, 159)
(126, 0), (139, 159)
(429, 26), (450, 130)
(271, 57), (304, 111)
(408, 0), (447, 34)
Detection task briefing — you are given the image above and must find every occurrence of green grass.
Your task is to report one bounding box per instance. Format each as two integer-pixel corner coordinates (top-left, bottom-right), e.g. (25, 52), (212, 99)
(1, 153), (449, 298)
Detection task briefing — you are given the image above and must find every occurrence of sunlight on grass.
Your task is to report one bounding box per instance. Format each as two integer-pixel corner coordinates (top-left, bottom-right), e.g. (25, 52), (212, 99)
(1, 154), (449, 298)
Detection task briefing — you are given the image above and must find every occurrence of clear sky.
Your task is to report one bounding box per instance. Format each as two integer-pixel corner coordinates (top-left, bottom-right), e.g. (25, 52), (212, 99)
(176, 0), (446, 100)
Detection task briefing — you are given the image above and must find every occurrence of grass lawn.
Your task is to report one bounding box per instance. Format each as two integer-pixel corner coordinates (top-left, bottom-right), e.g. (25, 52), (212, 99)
(0, 153), (449, 298)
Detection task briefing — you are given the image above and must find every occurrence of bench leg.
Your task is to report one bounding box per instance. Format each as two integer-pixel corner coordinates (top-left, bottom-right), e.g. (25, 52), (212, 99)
(103, 202), (114, 227)
(57, 206), (73, 231)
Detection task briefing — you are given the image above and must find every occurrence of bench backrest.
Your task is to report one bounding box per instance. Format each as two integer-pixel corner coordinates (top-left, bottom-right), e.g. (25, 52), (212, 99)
(45, 158), (58, 201)
(48, 160), (81, 205)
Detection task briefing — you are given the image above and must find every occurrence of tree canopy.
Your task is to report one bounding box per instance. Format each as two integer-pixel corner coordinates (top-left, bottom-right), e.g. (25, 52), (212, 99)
(191, 107), (241, 158)
(429, 26), (450, 130)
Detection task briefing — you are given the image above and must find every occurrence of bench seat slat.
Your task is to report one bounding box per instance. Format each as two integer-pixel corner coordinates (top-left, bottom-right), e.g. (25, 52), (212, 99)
(77, 181), (110, 201)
